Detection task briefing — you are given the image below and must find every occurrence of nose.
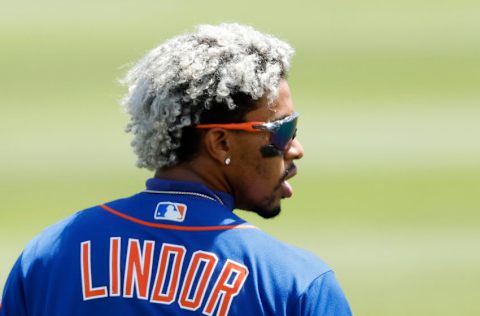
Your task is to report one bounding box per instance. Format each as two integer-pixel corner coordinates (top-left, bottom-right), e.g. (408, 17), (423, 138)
(284, 138), (304, 160)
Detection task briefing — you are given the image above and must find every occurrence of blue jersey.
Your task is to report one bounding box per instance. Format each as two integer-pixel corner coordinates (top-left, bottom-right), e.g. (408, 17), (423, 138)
(1, 178), (351, 315)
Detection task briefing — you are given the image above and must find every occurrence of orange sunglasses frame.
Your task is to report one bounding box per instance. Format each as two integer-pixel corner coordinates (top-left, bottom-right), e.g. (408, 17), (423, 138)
(195, 122), (266, 133)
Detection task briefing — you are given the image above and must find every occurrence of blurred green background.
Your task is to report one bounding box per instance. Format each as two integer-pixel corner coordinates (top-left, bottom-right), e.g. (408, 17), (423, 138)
(1, 0), (479, 314)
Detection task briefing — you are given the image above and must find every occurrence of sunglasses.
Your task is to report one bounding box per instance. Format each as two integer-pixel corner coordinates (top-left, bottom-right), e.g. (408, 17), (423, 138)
(196, 112), (299, 151)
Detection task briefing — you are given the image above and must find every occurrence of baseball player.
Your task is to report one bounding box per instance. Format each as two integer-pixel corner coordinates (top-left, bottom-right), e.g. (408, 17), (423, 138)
(0, 23), (352, 315)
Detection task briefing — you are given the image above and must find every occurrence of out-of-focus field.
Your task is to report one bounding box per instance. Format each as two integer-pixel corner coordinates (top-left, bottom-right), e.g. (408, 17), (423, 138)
(1, 0), (479, 314)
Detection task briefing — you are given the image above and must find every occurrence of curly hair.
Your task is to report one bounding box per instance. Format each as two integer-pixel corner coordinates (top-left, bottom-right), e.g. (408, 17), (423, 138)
(121, 23), (294, 170)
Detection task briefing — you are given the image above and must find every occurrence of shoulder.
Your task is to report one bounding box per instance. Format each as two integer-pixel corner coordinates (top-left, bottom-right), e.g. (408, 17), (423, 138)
(20, 206), (94, 271)
(258, 230), (330, 277)
(214, 227), (352, 315)
(217, 227), (332, 292)
(242, 230), (352, 315)
(224, 227), (331, 275)
(293, 271), (353, 315)
(19, 199), (121, 274)
(22, 193), (142, 256)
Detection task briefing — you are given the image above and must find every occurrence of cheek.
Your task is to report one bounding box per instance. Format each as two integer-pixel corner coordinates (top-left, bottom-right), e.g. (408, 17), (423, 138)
(233, 154), (285, 211)
(254, 160), (279, 179)
(251, 157), (284, 190)
(235, 136), (284, 190)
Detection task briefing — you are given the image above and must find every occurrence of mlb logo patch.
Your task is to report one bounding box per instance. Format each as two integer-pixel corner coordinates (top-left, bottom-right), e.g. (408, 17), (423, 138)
(154, 202), (187, 222)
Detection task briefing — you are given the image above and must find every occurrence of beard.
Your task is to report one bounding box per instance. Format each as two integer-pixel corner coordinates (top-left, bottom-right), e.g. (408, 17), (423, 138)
(238, 193), (281, 219)
(252, 205), (281, 219)
(248, 182), (284, 219)
(247, 163), (296, 219)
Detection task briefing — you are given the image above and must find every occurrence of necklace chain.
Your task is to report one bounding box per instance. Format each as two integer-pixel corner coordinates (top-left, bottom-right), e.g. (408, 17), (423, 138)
(142, 190), (225, 206)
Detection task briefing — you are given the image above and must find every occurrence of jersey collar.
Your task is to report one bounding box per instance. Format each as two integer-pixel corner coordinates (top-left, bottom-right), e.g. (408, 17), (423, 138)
(145, 178), (235, 211)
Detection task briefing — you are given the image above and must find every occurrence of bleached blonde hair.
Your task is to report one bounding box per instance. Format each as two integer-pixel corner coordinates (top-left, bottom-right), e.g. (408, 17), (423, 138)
(121, 23), (294, 170)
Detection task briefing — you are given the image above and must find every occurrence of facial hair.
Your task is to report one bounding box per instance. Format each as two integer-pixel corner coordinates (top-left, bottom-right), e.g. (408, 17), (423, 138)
(253, 205), (281, 219)
(250, 163), (296, 219)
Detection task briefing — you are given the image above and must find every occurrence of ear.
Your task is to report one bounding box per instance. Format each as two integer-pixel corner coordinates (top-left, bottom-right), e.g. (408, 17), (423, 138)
(202, 128), (233, 165)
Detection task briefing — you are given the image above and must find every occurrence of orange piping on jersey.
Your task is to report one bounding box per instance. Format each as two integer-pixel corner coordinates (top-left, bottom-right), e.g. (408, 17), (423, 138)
(99, 204), (258, 231)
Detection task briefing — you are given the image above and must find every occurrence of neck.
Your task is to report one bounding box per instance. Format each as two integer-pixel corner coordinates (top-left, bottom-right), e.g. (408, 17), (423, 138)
(154, 158), (232, 194)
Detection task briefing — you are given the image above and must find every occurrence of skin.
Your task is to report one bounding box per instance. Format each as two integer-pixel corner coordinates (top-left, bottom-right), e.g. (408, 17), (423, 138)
(156, 79), (304, 218)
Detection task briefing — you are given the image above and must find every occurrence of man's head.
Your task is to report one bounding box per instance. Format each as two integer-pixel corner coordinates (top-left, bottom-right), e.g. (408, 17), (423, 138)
(122, 23), (304, 218)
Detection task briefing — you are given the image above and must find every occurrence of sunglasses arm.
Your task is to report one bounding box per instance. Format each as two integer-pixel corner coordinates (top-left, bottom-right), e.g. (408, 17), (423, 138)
(195, 122), (268, 133)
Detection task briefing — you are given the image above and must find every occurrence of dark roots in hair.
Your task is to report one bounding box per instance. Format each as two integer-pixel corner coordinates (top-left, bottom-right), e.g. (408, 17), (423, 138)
(176, 92), (259, 163)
